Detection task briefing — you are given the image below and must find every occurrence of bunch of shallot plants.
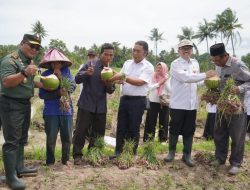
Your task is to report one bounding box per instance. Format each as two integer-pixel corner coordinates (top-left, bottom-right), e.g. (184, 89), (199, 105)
(115, 140), (135, 169)
(201, 89), (220, 105)
(59, 77), (71, 112)
(137, 140), (161, 170)
(86, 137), (108, 167)
(217, 78), (242, 116)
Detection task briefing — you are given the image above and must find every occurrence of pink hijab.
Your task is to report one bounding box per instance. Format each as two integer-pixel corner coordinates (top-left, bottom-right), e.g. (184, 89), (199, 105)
(152, 62), (168, 96)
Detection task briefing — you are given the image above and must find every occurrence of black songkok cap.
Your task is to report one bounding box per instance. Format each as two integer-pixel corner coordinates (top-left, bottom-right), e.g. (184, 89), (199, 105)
(210, 43), (226, 56)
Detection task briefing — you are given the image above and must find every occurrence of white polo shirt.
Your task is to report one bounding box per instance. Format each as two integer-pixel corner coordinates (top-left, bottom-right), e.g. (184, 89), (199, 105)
(170, 57), (206, 110)
(120, 59), (154, 96)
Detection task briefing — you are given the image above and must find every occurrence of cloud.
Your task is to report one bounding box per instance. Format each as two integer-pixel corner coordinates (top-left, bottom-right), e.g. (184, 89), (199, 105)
(0, 0), (249, 57)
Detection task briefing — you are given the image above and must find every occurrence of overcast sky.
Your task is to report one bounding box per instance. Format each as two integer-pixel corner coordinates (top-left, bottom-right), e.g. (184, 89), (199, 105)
(0, 0), (249, 58)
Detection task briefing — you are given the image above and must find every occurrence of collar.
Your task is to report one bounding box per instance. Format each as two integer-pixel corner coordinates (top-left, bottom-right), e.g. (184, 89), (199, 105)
(18, 49), (31, 65)
(133, 58), (146, 65)
(179, 57), (191, 63)
(225, 56), (232, 67)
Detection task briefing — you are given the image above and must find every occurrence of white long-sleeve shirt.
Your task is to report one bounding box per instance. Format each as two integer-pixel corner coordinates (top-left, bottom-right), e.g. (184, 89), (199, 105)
(148, 78), (171, 103)
(120, 59), (154, 96)
(170, 57), (206, 110)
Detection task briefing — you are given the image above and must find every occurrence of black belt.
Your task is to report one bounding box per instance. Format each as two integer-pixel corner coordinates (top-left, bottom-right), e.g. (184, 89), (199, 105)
(122, 95), (146, 100)
(2, 95), (31, 102)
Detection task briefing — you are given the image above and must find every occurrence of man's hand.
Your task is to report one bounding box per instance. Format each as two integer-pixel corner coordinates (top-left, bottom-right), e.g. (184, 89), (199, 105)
(102, 79), (114, 86)
(230, 86), (240, 94)
(108, 73), (125, 83)
(85, 66), (94, 76)
(59, 88), (68, 96)
(205, 70), (217, 78)
(54, 69), (62, 79)
(25, 65), (38, 76)
(34, 81), (43, 88)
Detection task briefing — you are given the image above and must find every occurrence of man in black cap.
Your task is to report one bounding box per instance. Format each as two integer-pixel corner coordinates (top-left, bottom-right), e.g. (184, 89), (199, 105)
(210, 43), (250, 175)
(87, 49), (97, 60)
(77, 49), (97, 94)
(0, 34), (42, 189)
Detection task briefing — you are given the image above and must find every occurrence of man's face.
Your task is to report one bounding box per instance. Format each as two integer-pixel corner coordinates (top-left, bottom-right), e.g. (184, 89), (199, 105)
(178, 45), (193, 60)
(20, 41), (40, 59)
(88, 54), (97, 61)
(210, 54), (227, 67)
(133, 44), (146, 63)
(100, 49), (114, 66)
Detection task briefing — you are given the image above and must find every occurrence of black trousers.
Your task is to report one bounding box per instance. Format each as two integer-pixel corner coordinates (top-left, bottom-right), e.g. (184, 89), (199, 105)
(115, 96), (146, 154)
(72, 108), (106, 159)
(247, 115), (250, 133)
(0, 96), (31, 152)
(203, 113), (216, 139)
(214, 112), (247, 167)
(143, 102), (169, 142)
(169, 108), (197, 137)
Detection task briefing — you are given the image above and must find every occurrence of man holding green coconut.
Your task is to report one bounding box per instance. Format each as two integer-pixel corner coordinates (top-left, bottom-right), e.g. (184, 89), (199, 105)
(72, 43), (116, 165)
(210, 43), (250, 175)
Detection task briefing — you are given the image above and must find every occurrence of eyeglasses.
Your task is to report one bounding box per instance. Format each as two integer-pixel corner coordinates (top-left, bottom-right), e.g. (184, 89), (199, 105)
(180, 46), (193, 51)
(26, 43), (41, 51)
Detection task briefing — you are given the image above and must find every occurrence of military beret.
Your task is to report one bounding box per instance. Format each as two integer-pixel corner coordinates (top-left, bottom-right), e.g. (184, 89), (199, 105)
(23, 34), (42, 46)
(210, 43), (226, 56)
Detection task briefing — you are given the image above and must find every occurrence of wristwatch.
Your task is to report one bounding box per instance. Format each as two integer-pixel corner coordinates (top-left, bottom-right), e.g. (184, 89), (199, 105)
(20, 69), (28, 77)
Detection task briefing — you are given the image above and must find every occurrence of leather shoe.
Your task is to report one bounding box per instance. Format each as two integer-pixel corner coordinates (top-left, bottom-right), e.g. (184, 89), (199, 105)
(74, 157), (82, 165)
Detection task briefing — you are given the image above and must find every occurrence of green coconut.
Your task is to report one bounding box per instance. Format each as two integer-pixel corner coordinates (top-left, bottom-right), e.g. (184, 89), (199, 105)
(101, 67), (113, 80)
(205, 76), (220, 89)
(41, 74), (60, 90)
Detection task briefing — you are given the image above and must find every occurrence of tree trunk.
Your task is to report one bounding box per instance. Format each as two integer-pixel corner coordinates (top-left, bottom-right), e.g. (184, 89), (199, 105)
(220, 33), (223, 43)
(230, 34), (235, 56)
(155, 41), (157, 64)
(206, 37), (209, 54)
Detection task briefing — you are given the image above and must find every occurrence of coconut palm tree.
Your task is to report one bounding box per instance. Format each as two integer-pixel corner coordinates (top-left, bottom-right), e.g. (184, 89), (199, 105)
(31, 20), (48, 39)
(177, 26), (199, 55)
(220, 8), (242, 56)
(212, 13), (225, 43)
(148, 28), (164, 64)
(194, 19), (216, 54)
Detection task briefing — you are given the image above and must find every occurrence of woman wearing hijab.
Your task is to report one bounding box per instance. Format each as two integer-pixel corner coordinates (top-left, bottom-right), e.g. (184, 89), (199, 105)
(143, 62), (171, 142)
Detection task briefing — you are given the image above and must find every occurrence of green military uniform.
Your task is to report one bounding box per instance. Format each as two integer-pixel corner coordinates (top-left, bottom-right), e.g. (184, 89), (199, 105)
(0, 50), (34, 151)
(1, 50), (35, 99)
(0, 33), (41, 190)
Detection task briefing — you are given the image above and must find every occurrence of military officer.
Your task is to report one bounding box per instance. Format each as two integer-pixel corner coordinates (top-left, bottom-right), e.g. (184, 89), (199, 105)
(210, 43), (250, 175)
(0, 34), (42, 190)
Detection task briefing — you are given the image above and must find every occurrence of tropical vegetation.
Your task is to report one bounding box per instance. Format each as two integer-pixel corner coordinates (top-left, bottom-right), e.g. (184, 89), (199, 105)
(0, 8), (246, 72)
